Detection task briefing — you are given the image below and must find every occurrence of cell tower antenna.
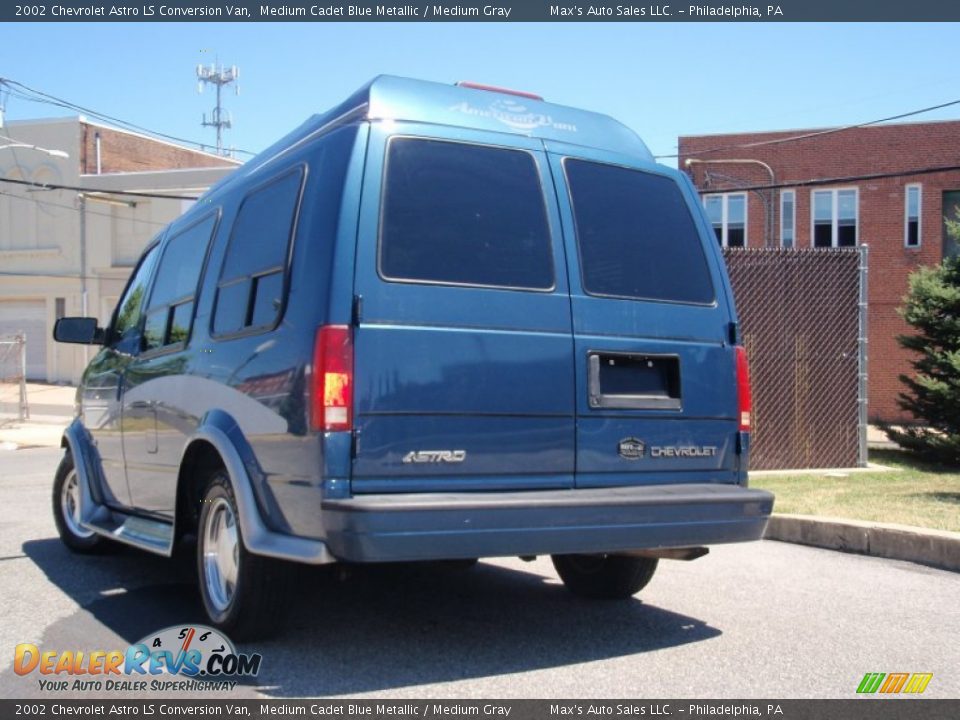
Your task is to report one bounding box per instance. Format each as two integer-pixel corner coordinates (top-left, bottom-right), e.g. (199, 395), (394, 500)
(196, 60), (239, 156)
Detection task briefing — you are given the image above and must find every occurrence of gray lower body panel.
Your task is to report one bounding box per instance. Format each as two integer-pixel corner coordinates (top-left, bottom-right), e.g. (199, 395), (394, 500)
(322, 483), (774, 562)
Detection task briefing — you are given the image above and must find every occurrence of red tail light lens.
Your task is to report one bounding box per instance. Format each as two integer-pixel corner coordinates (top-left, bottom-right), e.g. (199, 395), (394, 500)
(311, 325), (353, 432)
(735, 345), (752, 432)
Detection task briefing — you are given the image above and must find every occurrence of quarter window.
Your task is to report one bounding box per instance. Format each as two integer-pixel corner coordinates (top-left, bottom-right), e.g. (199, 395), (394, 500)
(704, 193), (747, 247)
(812, 188), (858, 248)
(780, 190), (796, 248)
(379, 138), (554, 290)
(905, 184), (921, 248)
(112, 243), (160, 347)
(142, 214), (217, 352)
(565, 159), (714, 305)
(213, 168), (304, 335)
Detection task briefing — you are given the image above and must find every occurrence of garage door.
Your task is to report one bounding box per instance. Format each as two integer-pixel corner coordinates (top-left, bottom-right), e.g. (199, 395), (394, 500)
(0, 300), (47, 380)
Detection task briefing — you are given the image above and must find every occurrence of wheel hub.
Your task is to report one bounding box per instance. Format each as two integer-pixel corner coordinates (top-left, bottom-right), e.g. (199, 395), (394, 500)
(202, 497), (239, 612)
(61, 469), (94, 539)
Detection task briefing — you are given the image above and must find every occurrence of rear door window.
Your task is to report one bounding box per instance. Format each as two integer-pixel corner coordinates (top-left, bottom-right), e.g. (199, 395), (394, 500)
(380, 138), (554, 291)
(564, 159), (715, 305)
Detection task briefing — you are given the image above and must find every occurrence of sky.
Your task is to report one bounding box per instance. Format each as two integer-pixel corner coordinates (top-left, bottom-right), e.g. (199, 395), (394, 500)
(1, 22), (959, 167)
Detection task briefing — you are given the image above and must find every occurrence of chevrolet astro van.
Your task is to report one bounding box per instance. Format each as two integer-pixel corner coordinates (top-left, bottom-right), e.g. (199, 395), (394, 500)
(53, 76), (774, 638)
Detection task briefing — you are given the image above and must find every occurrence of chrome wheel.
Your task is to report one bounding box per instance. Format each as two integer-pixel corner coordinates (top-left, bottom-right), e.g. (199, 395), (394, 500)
(60, 469), (94, 539)
(202, 497), (239, 613)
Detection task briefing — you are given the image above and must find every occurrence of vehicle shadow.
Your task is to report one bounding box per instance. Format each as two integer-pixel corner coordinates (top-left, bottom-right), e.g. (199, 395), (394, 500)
(922, 491), (960, 504)
(18, 539), (721, 697)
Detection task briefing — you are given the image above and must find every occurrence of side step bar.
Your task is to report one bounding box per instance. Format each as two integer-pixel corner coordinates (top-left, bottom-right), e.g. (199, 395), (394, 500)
(85, 513), (174, 556)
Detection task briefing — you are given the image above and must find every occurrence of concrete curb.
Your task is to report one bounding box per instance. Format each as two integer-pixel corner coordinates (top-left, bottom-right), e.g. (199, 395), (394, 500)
(765, 513), (960, 573)
(0, 421), (68, 450)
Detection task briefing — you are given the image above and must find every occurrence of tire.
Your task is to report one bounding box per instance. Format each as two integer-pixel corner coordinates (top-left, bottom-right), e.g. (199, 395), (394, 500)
(196, 470), (291, 640)
(551, 553), (658, 600)
(52, 452), (107, 553)
(434, 558), (479, 571)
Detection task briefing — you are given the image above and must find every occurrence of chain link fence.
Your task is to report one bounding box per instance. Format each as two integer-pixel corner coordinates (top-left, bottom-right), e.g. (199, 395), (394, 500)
(723, 247), (867, 470)
(0, 335), (29, 425)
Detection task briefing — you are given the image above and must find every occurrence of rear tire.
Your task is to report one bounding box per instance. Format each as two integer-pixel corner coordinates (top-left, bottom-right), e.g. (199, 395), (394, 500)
(551, 553), (658, 599)
(52, 452), (107, 553)
(197, 470), (291, 640)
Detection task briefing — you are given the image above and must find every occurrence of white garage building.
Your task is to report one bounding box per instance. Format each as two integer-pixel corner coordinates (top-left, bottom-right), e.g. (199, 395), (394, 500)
(0, 117), (239, 383)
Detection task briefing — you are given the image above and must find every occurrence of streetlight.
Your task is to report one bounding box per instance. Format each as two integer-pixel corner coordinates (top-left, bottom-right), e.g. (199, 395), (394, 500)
(0, 142), (69, 159)
(685, 157), (776, 247)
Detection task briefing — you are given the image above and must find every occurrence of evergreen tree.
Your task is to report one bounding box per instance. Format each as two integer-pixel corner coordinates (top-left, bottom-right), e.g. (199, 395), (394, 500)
(885, 212), (960, 463)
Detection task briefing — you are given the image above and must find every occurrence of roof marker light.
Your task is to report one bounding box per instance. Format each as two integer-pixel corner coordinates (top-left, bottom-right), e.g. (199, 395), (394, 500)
(455, 82), (543, 101)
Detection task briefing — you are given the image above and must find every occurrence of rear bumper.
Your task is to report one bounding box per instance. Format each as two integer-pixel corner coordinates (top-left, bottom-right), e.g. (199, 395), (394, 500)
(321, 483), (774, 562)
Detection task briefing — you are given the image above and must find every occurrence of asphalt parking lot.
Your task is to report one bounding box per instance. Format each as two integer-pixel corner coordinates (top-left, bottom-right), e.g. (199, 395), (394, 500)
(1, 447), (958, 699)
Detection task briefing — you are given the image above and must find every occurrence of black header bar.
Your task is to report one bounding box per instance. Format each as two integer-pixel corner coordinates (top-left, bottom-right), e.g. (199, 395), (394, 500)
(3, 700), (960, 720)
(5, 0), (960, 22)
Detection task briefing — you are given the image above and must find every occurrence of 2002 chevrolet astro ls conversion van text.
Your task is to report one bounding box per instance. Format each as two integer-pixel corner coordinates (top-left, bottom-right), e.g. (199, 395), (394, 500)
(52, 76), (774, 638)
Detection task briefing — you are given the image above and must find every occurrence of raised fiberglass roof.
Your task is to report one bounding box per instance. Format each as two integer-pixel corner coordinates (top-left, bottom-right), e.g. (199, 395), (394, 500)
(206, 75), (655, 198)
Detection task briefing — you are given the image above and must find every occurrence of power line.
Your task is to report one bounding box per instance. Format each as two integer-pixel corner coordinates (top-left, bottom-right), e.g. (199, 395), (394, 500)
(658, 97), (960, 160)
(691, 163), (960, 193)
(0, 270), (119, 281)
(0, 175), (199, 200)
(0, 77), (256, 157)
(0, 189), (170, 228)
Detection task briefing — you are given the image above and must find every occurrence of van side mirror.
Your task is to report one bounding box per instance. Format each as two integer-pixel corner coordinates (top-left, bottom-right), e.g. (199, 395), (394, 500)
(53, 317), (104, 345)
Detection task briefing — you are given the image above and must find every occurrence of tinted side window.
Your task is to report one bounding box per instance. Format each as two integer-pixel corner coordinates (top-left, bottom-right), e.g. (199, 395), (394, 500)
(142, 213), (217, 352)
(112, 243), (160, 346)
(380, 138), (553, 290)
(565, 160), (715, 304)
(213, 168), (304, 336)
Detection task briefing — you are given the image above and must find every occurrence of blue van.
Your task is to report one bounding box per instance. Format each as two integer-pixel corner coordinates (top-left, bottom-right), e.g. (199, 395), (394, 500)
(53, 76), (774, 638)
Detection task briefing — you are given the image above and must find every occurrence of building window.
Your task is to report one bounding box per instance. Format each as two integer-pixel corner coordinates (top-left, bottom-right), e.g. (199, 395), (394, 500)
(704, 193), (747, 247)
(812, 188), (858, 248)
(905, 184), (921, 248)
(780, 190), (795, 248)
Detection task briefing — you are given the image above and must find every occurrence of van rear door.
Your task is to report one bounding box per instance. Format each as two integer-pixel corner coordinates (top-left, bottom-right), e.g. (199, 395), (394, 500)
(547, 147), (742, 488)
(351, 125), (575, 493)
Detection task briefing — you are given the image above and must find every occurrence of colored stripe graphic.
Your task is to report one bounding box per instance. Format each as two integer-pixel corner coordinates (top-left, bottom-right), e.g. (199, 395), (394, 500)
(857, 673), (885, 694)
(903, 673), (933, 694)
(880, 673), (909, 693)
(856, 672), (933, 694)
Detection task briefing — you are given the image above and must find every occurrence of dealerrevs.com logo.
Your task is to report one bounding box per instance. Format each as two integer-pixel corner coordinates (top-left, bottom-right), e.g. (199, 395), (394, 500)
(13, 625), (261, 693)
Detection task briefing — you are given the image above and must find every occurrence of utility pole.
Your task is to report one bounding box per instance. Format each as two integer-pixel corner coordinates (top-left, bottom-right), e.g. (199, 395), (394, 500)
(196, 62), (238, 156)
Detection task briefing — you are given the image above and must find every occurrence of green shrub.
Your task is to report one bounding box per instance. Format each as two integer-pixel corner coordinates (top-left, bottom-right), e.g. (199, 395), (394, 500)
(884, 223), (960, 464)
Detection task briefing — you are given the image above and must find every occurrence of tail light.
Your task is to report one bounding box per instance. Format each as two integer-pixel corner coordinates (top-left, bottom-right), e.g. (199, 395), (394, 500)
(311, 325), (353, 432)
(735, 345), (752, 432)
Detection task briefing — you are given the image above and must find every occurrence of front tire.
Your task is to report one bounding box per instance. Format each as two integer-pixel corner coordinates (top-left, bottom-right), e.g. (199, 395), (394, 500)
(551, 553), (658, 599)
(52, 452), (106, 553)
(197, 470), (290, 640)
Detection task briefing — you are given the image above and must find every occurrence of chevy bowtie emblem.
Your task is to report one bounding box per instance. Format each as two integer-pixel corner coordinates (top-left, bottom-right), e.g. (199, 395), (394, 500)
(618, 438), (645, 460)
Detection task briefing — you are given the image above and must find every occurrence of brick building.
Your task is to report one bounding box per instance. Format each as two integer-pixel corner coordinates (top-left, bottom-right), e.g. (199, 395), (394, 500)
(0, 117), (239, 383)
(679, 119), (960, 422)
